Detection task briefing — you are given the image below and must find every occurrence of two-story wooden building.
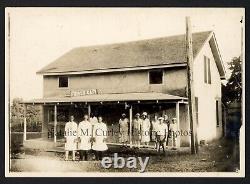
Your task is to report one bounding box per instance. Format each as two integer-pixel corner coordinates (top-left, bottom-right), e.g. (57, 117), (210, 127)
(24, 31), (225, 147)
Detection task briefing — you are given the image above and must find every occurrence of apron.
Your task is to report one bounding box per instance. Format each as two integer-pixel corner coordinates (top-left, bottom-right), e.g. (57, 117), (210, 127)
(169, 122), (178, 146)
(92, 122), (108, 151)
(141, 118), (151, 143)
(78, 120), (92, 150)
(133, 118), (142, 141)
(119, 118), (129, 143)
(151, 120), (159, 141)
(64, 121), (78, 151)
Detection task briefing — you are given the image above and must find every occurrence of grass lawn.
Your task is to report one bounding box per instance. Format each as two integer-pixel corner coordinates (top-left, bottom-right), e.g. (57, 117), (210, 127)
(10, 138), (239, 172)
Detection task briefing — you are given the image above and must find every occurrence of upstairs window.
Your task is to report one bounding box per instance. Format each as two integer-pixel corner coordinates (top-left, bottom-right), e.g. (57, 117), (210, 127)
(149, 70), (163, 84)
(59, 76), (68, 88)
(204, 56), (211, 84)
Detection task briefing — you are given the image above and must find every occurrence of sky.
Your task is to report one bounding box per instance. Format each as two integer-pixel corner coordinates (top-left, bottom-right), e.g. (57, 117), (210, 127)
(6, 8), (244, 101)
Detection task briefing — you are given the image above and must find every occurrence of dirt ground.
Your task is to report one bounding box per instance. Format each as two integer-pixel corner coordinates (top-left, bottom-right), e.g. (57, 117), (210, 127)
(10, 138), (240, 172)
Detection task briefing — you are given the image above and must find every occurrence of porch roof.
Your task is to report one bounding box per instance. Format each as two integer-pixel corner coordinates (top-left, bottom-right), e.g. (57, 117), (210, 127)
(24, 92), (187, 104)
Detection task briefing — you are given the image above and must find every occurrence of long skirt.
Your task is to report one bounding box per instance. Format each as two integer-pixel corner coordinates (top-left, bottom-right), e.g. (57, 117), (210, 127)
(65, 138), (77, 151)
(133, 129), (141, 141)
(92, 137), (108, 151)
(141, 131), (150, 143)
(119, 131), (129, 143)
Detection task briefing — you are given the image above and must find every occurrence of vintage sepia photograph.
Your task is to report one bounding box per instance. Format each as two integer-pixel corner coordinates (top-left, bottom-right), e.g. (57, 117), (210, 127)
(5, 8), (244, 177)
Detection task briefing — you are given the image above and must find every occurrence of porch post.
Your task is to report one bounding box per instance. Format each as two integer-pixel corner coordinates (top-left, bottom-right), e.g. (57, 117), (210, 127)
(88, 104), (91, 118)
(176, 102), (180, 148)
(223, 105), (227, 137)
(23, 104), (27, 142)
(41, 105), (47, 139)
(54, 104), (57, 143)
(129, 105), (133, 148)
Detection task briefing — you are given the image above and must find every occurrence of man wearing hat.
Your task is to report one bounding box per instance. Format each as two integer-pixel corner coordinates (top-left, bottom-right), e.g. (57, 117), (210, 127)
(156, 117), (168, 153)
(118, 113), (129, 147)
(141, 112), (151, 147)
(132, 113), (142, 148)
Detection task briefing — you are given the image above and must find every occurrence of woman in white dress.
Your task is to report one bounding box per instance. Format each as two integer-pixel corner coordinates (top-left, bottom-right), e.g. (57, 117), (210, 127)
(90, 113), (98, 126)
(151, 114), (160, 149)
(92, 116), (108, 160)
(119, 113), (129, 147)
(164, 114), (170, 147)
(78, 114), (92, 161)
(132, 113), (142, 148)
(64, 115), (78, 161)
(169, 118), (178, 149)
(141, 112), (151, 147)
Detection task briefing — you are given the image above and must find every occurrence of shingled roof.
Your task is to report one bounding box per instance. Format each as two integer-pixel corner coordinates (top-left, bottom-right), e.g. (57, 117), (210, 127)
(37, 31), (213, 74)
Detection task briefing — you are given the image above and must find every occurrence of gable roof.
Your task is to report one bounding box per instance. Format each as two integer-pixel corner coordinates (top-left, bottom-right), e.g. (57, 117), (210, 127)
(37, 31), (224, 78)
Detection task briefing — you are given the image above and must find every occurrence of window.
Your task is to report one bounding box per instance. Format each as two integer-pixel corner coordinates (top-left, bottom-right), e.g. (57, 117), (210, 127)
(149, 70), (163, 84)
(204, 56), (211, 84)
(216, 100), (219, 127)
(59, 76), (68, 88)
(195, 97), (199, 126)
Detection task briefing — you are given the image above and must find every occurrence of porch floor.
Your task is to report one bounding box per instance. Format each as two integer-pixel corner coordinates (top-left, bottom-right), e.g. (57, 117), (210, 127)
(23, 138), (189, 154)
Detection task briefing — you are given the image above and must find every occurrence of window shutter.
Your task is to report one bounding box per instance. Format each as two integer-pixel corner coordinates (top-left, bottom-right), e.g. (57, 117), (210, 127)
(204, 56), (207, 83)
(208, 58), (211, 84)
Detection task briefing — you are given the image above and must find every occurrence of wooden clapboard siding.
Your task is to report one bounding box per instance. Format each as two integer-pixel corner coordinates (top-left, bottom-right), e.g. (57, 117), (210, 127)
(193, 40), (223, 142)
(43, 67), (187, 98)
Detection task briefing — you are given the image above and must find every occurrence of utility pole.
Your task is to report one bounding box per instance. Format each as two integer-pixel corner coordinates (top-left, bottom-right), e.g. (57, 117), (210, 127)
(186, 16), (198, 154)
(240, 16), (244, 62)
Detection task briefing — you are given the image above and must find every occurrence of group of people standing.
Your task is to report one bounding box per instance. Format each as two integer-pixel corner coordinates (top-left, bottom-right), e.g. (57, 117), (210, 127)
(119, 112), (151, 147)
(64, 111), (178, 161)
(119, 112), (178, 153)
(64, 114), (108, 161)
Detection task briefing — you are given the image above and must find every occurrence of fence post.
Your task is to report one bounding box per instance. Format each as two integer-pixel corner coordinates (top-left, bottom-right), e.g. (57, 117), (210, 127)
(54, 104), (57, 143)
(176, 102), (180, 148)
(129, 105), (133, 148)
(23, 104), (27, 141)
(23, 118), (27, 141)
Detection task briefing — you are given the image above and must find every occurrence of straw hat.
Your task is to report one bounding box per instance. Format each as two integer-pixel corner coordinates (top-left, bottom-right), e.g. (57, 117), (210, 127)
(142, 112), (148, 116)
(135, 113), (140, 117)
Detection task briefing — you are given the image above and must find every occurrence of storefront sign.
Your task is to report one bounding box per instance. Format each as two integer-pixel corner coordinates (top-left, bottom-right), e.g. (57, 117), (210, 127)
(65, 89), (98, 97)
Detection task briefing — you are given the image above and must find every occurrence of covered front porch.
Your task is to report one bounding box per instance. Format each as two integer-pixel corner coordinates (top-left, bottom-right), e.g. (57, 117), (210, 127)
(23, 92), (189, 150)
